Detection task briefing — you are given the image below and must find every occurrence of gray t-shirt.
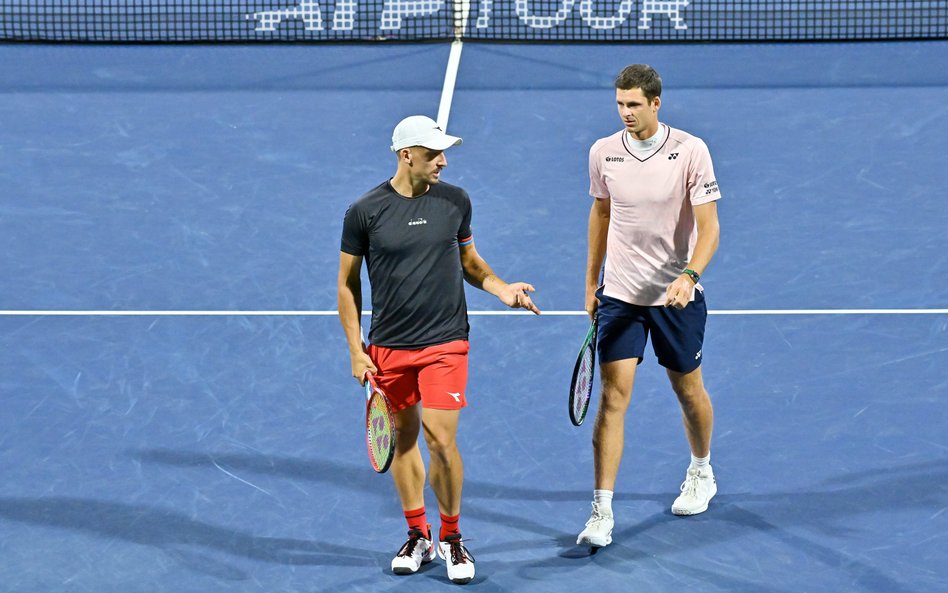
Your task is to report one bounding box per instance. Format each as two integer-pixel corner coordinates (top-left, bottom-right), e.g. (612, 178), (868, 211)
(341, 180), (473, 349)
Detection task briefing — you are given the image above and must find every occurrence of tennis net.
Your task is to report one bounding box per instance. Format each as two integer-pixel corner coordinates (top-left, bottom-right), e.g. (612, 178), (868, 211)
(1, 1), (945, 42)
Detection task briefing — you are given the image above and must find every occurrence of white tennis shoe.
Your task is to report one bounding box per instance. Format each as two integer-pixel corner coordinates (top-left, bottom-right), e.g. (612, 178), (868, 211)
(671, 466), (717, 516)
(438, 533), (475, 584)
(576, 502), (614, 548)
(391, 526), (437, 575)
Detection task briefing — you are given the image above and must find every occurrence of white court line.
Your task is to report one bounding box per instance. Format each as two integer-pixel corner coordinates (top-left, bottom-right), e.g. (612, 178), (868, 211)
(710, 309), (948, 315)
(436, 0), (468, 130)
(436, 39), (463, 131)
(0, 310), (945, 316)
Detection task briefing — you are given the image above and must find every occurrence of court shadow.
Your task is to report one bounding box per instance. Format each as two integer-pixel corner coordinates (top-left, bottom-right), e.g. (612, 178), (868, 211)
(503, 459), (945, 593)
(0, 496), (381, 576)
(546, 512), (673, 562)
(131, 446), (624, 505)
(460, 493), (668, 550)
(462, 479), (664, 504)
(720, 457), (948, 531)
(130, 447), (387, 495)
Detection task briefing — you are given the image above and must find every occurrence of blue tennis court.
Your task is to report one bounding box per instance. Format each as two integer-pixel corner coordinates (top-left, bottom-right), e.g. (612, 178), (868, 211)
(1, 31), (946, 593)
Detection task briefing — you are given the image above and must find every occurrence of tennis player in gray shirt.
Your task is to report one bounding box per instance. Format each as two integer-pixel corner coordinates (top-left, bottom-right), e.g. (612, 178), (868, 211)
(338, 115), (540, 584)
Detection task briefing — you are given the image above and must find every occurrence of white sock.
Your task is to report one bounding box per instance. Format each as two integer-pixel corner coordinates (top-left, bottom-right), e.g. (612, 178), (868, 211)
(691, 453), (711, 473)
(593, 489), (614, 516)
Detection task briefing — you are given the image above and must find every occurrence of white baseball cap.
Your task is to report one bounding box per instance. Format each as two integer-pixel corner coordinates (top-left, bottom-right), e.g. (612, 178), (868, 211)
(391, 115), (463, 152)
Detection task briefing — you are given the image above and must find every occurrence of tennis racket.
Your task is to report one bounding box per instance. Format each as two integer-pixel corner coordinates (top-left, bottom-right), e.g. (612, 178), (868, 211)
(568, 315), (598, 426)
(363, 372), (396, 473)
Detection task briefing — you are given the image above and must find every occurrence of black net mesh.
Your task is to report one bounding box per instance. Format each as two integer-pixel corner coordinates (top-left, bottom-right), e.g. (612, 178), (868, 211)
(1, 1), (945, 42)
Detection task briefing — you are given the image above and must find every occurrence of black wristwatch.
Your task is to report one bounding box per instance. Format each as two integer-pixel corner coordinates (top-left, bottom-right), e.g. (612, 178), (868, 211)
(683, 268), (700, 284)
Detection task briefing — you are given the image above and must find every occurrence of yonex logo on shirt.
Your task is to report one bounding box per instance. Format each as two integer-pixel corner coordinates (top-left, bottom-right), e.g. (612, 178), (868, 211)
(668, 153), (679, 160)
(408, 218), (427, 226)
(605, 156), (625, 163)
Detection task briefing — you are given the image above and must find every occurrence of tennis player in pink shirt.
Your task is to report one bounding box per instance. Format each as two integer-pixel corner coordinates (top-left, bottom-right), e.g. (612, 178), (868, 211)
(577, 64), (723, 549)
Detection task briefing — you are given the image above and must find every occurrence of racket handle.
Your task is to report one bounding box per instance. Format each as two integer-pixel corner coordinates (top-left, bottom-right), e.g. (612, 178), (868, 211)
(364, 371), (377, 401)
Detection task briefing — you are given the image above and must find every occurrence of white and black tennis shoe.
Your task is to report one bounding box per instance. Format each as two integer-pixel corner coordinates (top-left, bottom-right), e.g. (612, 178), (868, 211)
(438, 533), (475, 584)
(391, 526), (436, 575)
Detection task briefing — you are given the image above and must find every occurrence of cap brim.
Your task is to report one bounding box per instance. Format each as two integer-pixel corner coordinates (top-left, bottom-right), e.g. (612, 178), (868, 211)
(392, 134), (463, 152)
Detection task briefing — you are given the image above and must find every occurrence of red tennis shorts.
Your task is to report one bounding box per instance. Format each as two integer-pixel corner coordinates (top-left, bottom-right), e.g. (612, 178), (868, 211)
(367, 340), (470, 412)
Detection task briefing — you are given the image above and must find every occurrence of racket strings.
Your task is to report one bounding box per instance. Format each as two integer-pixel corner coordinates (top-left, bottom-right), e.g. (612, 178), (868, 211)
(367, 395), (394, 463)
(571, 344), (594, 423)
(569, 322), (597, 427)
(575, 347), (594, 395)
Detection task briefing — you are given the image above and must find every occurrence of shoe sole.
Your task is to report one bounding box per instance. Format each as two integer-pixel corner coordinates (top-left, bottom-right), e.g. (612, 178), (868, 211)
(672, 485), (717, 516)
(672, 504), (708, 516)
(577, 534), (612, 548)
(392, 555), (435, 575)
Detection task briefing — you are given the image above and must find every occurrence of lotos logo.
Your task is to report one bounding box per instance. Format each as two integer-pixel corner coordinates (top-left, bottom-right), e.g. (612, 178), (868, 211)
(605, 156), (625, 163)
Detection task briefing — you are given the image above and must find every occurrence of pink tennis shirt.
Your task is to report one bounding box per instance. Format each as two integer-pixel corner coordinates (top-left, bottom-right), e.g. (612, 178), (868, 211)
(589, 124), (722, 306)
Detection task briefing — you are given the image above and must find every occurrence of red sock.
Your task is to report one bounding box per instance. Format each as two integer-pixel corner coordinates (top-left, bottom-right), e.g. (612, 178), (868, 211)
(404, 507), (428, 535)
(439, 512), (460, 540)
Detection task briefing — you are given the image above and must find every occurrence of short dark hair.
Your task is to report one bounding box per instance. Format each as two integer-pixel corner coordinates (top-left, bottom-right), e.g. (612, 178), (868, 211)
(614, 64), (662, 101)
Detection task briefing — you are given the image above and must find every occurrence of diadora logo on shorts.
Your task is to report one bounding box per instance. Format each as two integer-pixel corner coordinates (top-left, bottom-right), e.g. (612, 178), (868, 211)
(605, 156), (625, 163)
(408, 217), (427, 226)
(447, 391), (462, 402)
(668, 153), (679, 160)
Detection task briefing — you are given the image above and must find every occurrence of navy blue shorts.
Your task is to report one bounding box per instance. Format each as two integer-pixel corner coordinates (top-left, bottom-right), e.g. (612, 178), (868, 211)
(596, 288), (707, 373)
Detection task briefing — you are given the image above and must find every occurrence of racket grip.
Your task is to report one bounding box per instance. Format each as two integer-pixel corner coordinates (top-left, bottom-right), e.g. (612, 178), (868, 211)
(364, 371), (375, 400)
